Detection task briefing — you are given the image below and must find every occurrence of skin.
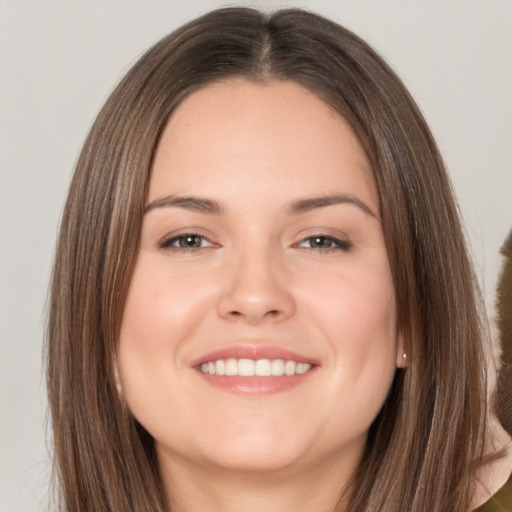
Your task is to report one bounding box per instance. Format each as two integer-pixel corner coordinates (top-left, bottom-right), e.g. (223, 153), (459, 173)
(472, 419), (512, 508)
(118, 79), (405, 512)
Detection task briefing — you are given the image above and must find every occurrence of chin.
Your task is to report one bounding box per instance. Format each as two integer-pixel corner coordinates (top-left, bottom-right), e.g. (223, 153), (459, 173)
(156, 423), (314, 476)
(206, 451), (299, 474)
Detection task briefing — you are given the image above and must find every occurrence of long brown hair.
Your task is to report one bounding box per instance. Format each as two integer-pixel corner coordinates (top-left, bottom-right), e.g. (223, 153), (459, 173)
(47, 7), (489, 511)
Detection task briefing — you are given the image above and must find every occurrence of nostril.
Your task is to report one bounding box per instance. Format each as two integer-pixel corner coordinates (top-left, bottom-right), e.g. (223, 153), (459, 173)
(227, 309), (282, 322)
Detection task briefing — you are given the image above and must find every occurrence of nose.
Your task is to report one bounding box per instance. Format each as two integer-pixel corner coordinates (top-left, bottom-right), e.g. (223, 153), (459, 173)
(216, 247), (296, 325)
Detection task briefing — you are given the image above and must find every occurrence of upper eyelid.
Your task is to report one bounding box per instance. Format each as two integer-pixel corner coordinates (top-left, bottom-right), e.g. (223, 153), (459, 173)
(157, 228), (215, 241)
(292, 229), (350, 243)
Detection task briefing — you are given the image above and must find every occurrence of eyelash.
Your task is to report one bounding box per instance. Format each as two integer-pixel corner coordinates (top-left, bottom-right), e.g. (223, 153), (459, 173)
(158, 233), (217, 251)
(294, 235), (352, 252)
(158, 233), (351, 253)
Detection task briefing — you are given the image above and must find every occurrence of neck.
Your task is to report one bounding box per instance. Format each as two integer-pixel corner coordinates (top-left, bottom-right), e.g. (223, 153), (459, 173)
(471, 418), (512, 508)
(159, 450), (358, 512)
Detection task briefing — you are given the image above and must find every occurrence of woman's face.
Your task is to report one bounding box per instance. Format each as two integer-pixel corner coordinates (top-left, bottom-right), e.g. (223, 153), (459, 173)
(118, 79), (404, 478)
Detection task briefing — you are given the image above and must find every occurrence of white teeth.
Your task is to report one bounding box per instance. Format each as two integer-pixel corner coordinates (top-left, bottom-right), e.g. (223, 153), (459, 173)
(296, 362), (310, 374)
(199, 358), (313, 377)
(215, 359), (225, 375)
(238, 358), (255, 376)
(284, 360), (296, 375)
(255, 359), (271, 376)
(225, 358), (237, 376)
(271, 359), (285, 376)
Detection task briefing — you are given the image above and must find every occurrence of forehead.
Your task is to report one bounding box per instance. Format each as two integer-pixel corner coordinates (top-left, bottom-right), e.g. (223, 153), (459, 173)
(149, 79), (377, 210)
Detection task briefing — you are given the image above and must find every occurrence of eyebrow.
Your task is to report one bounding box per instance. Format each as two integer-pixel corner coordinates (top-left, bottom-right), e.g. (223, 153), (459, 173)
(145, 193), (377, 219)
(288, 194), (378, 219)
(145, 195), (224, 214)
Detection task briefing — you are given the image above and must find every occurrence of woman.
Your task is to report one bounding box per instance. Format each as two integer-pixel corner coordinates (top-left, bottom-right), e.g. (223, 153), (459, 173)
(46, 7), (511, 511)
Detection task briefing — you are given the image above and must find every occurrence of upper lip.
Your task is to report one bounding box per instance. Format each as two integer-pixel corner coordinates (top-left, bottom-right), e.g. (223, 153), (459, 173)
(190, 344), (320, 367)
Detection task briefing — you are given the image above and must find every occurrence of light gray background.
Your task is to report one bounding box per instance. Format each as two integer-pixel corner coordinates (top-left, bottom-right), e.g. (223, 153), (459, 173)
(1, 1), (511, 510)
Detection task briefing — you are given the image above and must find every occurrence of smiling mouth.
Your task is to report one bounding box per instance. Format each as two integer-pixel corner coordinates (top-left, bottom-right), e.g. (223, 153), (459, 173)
(200, 358), (313, 377)
(193, 346), (318, 394)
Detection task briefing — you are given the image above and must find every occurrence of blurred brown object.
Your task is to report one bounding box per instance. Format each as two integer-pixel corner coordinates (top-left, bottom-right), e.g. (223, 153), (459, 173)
(496, 229), (512, 435)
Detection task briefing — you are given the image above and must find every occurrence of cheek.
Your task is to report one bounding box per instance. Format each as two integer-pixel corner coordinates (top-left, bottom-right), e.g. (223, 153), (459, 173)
(117, 260), (215, 411)
(301, 256), (398, 347)
(299, 261), (399, 423)
(120, 259), (216, 349)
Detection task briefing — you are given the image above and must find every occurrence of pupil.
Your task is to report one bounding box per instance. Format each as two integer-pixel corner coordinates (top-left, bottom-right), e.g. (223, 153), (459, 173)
(181, 235), (200, 247)
(312, 237), (331, 248)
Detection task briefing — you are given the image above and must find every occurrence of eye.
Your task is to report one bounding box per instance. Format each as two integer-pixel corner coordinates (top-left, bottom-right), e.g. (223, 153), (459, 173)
(158, 233), (217, 251)
(295, 235), (351, 252)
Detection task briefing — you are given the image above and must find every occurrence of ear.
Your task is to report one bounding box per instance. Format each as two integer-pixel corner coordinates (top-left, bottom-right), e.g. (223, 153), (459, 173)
(395, 331), (408, 368)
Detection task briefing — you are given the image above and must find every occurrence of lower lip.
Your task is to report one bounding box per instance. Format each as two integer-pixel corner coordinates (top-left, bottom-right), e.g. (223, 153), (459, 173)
(196, 369), (316, 395)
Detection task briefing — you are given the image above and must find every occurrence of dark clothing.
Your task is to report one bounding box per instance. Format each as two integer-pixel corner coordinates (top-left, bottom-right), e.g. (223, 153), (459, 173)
(475, 471), (512, 511)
